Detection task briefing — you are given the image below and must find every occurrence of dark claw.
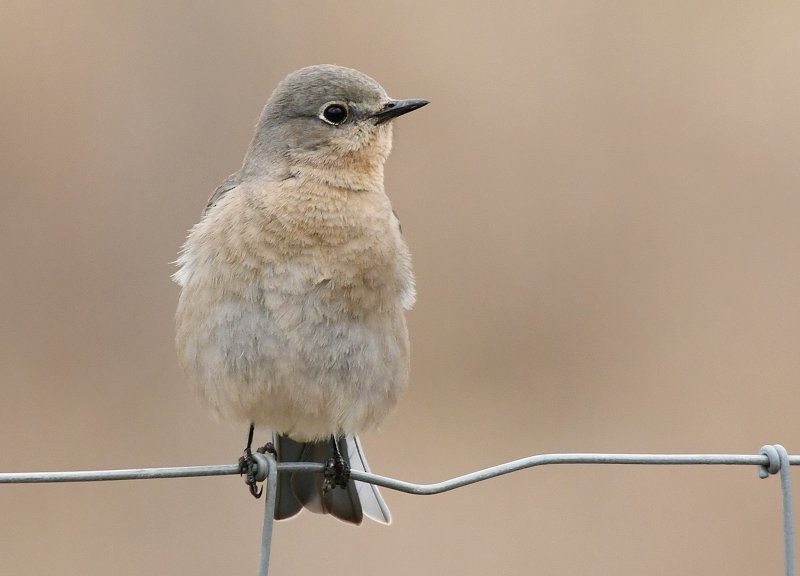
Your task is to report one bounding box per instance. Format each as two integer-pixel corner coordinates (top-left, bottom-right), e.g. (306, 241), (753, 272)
(334, 458), (351, 488)
(257, 441), (277, 457)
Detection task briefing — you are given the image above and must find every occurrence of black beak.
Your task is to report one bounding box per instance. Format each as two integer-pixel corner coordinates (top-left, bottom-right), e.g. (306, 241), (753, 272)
(372, 98), (429, 124)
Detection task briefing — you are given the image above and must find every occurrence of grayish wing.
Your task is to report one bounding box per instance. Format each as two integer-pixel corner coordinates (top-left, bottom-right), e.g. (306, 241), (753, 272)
(347, 434), (392, 525)
(203, 171), (241, 215)
(392, 208), (403, 233)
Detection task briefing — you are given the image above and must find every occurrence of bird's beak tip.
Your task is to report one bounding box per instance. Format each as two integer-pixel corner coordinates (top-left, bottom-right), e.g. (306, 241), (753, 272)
(372, 98), (429, 124)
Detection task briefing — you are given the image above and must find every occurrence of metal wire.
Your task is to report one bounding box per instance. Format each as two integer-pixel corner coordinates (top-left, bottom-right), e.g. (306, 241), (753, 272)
(1, 447), (797, 576)
(252, 452), (277, 576)
(760, 445), (796, 576)
(4, 452), (797, 488)
(0, 464), (240, 483)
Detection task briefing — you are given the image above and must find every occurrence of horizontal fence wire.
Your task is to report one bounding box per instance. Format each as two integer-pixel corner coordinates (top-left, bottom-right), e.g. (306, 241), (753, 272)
(1, 447), (797, 576)
(2, 451), (798, 486)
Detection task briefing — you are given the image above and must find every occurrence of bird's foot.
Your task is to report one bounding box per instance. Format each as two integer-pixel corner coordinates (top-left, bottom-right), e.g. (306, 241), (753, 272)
(238, 423), (263, 498)
(322, 436), (351, 493)
(256, 441), (277, 457)
(322, 456), (351, 493)
(239, 448), (263, 498)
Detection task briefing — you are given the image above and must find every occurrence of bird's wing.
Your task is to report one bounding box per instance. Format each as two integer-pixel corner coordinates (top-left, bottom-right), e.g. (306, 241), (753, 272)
(392, 209), (404, 234)
(347, 434), (392, 524)
(203, 171), (241, 215)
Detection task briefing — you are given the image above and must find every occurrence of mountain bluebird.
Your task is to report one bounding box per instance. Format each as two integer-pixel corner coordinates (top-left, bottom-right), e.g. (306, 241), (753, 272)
(174, 64), (427, 524)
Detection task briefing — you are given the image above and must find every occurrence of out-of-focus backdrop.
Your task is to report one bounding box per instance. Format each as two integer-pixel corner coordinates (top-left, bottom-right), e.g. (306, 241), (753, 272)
(2, 2), (799, 574)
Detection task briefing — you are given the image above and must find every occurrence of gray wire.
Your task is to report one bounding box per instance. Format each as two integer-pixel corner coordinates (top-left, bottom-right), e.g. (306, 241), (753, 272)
(2, 449), (797, 576)
(0, 464), (240, 483)
(253, 452), (276, 576)
(760, 445), (795, 576)
(1, 452), (798, 487)
(284, 452), (800, 495)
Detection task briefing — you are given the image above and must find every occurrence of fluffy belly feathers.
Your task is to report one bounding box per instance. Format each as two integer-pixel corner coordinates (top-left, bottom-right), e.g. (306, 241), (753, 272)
(175, 187), (413, 441)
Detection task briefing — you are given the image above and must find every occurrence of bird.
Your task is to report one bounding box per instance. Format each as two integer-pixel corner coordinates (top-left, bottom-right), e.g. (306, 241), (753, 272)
(173, 64), (427, 525)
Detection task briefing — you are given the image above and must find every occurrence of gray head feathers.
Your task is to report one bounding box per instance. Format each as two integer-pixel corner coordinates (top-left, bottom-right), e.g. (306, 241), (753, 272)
(264, 64), (388, 123)
(239, 65), (427, 187)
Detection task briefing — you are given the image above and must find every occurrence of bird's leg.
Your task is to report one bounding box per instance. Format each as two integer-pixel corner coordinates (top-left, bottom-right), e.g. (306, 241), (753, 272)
(238, 423), (263, 498)
(322, 434), (351, 493)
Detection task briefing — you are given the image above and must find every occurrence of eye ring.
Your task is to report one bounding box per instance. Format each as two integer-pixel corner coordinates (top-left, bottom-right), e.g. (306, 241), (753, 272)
(319, 102), (349, 125)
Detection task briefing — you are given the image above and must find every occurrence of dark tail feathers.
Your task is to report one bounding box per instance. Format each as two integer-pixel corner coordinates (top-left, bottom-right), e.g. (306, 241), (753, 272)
(273, 434), (391, 525)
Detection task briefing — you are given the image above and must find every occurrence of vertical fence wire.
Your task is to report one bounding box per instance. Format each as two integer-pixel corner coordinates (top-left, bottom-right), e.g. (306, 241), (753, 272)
(255, 453), (277, 576)
(760, 445), (795, 576)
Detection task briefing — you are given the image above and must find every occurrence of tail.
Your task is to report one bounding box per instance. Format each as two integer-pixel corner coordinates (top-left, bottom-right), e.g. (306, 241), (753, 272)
(273, 433), (392, 525)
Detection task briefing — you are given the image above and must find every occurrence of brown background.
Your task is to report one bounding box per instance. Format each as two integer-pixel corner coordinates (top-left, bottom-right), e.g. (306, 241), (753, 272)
(2, 2), (799, 574)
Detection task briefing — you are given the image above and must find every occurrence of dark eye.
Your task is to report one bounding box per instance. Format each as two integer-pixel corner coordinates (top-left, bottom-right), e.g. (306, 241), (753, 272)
(320, 103), (348, 125)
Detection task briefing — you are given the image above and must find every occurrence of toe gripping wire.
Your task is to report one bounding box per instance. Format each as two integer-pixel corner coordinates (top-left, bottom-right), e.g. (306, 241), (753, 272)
(759, 445), (795, 576)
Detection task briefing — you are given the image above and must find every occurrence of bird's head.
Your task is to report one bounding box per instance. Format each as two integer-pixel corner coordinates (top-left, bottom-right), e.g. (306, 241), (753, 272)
(241, 64), (428, 190)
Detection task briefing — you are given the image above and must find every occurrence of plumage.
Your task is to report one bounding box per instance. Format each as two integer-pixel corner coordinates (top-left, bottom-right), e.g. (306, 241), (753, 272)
(174, 65), (426, 524)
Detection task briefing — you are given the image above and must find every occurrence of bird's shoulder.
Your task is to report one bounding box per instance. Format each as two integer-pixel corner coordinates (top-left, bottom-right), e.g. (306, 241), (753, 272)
(203, 171), (242, 215)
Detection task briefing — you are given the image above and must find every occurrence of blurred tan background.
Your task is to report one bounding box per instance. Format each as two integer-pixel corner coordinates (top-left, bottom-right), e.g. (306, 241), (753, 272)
(2, 1), (799, 574)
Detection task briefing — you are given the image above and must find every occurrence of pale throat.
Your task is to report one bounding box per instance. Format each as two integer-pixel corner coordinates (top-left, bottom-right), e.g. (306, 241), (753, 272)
(291, 144), (390, 193)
